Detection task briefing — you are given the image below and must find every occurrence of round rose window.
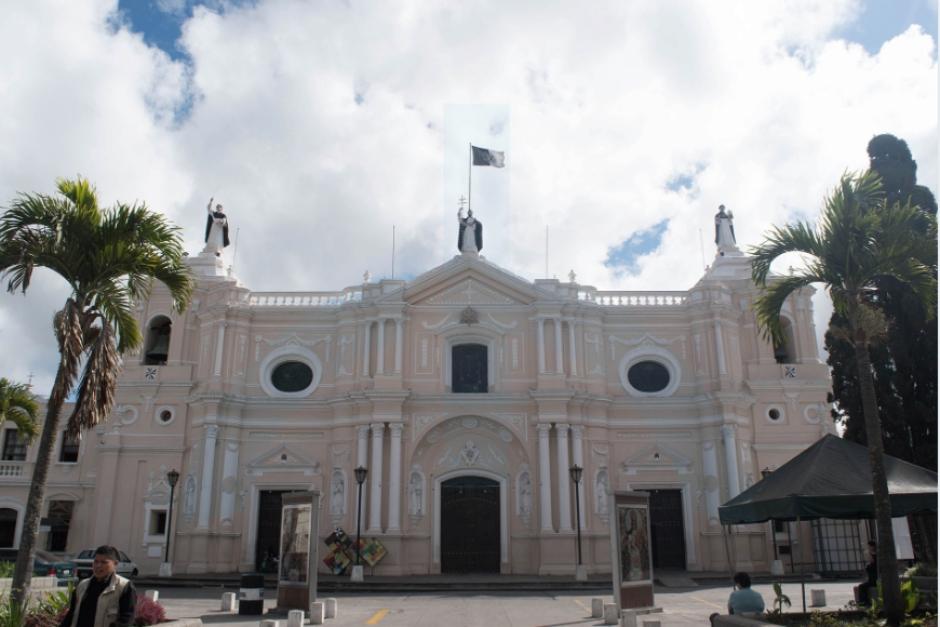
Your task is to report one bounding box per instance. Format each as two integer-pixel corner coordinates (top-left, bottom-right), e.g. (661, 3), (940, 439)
(271, 361), (314, 392)
(627, 360), (670, 393)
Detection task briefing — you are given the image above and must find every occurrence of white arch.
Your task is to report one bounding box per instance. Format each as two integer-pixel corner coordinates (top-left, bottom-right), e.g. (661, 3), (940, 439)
(432, 468), (509, 571)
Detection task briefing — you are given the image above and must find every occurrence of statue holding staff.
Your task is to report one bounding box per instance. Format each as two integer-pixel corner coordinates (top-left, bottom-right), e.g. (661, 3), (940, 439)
(457, 205), (482, 254)
(205, 197), (230, 256)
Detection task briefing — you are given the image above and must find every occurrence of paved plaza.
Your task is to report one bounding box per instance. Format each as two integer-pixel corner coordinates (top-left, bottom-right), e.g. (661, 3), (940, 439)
(154, 580), (860, 626)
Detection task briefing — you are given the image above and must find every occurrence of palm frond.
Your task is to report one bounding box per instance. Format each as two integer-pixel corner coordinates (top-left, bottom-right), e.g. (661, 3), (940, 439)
(66, 318), (118, 436)
(0, 379), (39, 442)
(754, 274), (822, 344)
(750, 222), (822, 286)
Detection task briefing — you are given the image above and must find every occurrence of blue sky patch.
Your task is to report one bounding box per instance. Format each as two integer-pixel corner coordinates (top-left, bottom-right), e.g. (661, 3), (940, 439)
(605, 219), (670, 274)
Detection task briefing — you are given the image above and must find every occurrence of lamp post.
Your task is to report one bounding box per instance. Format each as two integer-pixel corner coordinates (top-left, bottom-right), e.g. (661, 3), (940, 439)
(761, 467), (783, 574)
(160, 469), (180, 577)
(352, 465), (368, 582)
(569, 464), (586, 581)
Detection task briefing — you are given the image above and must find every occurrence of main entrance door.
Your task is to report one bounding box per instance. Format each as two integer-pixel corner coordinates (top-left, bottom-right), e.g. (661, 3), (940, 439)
(441, 476), (499, 573)
(255, 490), (291, 573)
(648, 489), (686, 570)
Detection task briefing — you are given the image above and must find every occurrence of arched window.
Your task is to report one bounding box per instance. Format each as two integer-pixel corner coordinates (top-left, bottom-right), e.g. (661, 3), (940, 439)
(144, 316), (172, 365)
(774, 317), (797, 364)
(452, 344), (488, 393)
(0, 508), (17, 547)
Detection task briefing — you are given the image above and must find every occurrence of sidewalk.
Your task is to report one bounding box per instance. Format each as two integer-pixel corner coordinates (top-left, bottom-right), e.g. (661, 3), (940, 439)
(151, 579), (860, 626)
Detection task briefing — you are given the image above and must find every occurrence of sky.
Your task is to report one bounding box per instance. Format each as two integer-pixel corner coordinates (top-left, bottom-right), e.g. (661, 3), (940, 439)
(0, 0), (936, 396)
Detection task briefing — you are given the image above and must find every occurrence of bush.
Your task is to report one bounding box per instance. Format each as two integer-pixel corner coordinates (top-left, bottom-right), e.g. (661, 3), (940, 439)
(0, 563), (14, 579)
(134, 594), (166, 626)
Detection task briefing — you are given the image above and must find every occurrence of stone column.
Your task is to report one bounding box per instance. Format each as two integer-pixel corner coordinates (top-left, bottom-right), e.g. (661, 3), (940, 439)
(713, 319), (727, 375)
(218, 440), (240, 528)
(568, 321), (578, 377)
(554, 318), (564, 374)
(386, 423), (403, 532)
(394, 320), (403, 374)
(213, 323), (226, 377)
(376, 319), (386, 375)
(197, 425), (218, 529)
(356, 425), (370, 526)
(555, 423), (573, 532)
(536, 424), (553, 532)
(537, 319), (546, 374)
(361, 322), (371, 377)
(367, 423), (385, 533)
(702, 440), (721, 527)
(721, 424), (741, 498)
(570, 425), (586, 529)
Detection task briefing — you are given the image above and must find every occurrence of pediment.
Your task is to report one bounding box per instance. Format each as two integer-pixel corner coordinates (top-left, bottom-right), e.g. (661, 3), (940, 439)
(620, 442), (692, 474)
(246, 444), (320, 474)
(403, 256), (541, 306)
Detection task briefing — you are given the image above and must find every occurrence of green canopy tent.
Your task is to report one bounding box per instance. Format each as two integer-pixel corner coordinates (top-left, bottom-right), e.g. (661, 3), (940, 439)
(718, 434), (937, 611)
(720, 434), (938, 524)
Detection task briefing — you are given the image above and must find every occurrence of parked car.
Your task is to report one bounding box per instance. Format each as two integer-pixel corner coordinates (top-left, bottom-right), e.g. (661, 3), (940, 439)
(73, 548), (138, 580)
(0, 548), (76, 586)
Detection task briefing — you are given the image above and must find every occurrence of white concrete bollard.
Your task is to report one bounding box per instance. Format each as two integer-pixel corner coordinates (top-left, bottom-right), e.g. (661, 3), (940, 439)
(811, 589), (826, 607)
(603, 603), (619, 625)
(310, 601), (325, 625)
(324, 597), (338, 618)
(591, 598), (604, 618)
(221, 592), (238, 612)
(260, 621), (280, 627)
(145, 590), (159, 602)
(620, 609), (637, 627)
(287, 609), (305, 627)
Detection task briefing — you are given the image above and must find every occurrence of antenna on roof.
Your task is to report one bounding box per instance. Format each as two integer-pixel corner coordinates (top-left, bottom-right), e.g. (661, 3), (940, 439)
(545, 225), (549, 278)
(391, 224), (396, 279)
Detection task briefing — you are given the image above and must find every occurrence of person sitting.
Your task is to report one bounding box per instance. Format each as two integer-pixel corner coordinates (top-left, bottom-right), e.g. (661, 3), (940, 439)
(856, 540), (878, 606)
(727, 571), (765, 615)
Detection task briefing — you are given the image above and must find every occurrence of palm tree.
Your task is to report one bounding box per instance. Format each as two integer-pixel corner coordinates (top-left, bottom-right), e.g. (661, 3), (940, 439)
(751, 171), (936, 626)
(0, 178), (193, 606)
(0, 378), (39, 443)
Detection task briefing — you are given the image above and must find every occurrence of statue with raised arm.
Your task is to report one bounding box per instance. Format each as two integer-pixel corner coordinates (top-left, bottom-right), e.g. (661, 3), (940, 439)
(457, 206), (483, 254)
(714, 204), (738, 255)
(204, 197), (230, 256)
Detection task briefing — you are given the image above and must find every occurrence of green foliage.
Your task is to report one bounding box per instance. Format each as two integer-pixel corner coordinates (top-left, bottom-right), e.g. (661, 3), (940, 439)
(773, 582), (792, 614)
(0, 378), (39, 442)
(901, 579), (920, 614)
(0, 562), (13, 578)
(0, 593), (30, 627)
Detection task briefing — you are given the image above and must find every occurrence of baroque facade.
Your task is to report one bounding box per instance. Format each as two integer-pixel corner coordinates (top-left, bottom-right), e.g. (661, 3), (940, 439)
(0, 226), (834, 576)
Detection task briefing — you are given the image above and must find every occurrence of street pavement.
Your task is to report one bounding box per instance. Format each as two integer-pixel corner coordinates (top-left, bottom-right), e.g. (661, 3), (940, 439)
(153, 580), (860, 626)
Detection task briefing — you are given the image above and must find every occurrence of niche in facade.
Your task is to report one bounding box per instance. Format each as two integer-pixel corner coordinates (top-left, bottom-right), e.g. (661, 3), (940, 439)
(143, 316), (172, 365)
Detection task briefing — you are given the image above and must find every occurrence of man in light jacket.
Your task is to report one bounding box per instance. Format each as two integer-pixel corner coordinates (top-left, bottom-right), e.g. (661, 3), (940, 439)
(59, 545), (136, 627)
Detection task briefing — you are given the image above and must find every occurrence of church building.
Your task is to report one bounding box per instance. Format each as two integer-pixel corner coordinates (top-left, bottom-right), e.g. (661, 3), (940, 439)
(0, 208), (835, 577)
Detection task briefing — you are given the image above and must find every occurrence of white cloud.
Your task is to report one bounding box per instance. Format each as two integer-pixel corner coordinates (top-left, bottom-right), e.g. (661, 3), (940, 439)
(0, 0), (935, 393)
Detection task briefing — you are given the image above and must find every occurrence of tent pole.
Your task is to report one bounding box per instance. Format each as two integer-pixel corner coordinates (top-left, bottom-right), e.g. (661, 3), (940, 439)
(722, 524), (735, 580)
(797, 515), (806, 613)
(786, 522), (795, 573)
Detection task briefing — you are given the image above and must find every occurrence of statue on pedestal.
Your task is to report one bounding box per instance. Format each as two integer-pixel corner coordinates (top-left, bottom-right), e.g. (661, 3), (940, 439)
(457, 205), (482, 254)
(205, 197), (230, 256)
(714, 204), (738, 256)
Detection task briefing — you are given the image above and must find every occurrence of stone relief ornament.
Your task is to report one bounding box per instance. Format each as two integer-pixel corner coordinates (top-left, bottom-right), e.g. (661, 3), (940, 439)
(516, 467), (532, 523)
(595, 468), (610, 522)
(182, 474), (197, 520)
(459, 440), (481, 466)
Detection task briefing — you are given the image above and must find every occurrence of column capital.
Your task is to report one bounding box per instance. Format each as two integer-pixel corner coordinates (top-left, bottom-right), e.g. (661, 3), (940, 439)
(569, 424), (583, 438)
(357, 424), (371, 438)
(370, 422), (386, 434)
(720, 424), (737, 438)
(389, 423), (404, 437)
(535, 423), (553, 437)
(555, 422), (571, 434)
(205, 425), (219, 439)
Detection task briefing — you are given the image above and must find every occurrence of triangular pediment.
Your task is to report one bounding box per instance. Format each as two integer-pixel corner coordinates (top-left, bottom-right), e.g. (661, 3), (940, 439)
(620, 442), (692, 474)
(400, 255), (543, 306)
(246, 444), (318, 471)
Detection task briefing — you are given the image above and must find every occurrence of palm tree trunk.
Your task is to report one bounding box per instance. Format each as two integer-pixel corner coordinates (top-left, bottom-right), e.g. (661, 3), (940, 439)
(854, 337), (902, 626)
(10, 364), (69, 608)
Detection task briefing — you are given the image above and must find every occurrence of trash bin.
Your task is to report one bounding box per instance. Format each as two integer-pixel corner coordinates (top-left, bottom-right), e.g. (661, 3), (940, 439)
(238, 572), (264, 615)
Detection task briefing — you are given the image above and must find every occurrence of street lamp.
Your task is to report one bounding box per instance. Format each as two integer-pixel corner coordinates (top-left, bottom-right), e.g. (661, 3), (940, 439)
(161, 469), (180, 577)
(569, 464), (585, 581)
(352, 465), (368, 582)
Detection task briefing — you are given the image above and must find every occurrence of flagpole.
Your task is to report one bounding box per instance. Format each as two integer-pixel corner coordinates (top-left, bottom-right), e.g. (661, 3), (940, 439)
(468, 143), (472, 213)
(391, 224), (396, 279)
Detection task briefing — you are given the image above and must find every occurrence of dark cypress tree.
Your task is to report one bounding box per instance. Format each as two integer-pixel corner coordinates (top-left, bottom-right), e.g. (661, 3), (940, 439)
(826, 134), (937, 471)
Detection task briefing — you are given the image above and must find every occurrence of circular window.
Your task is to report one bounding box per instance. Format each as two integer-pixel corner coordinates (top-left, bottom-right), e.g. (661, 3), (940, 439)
(271, 361), (314, 392)
(767, 407), (783, 422)
(627, 361), (671, 393)
(159, 410), (172, 423)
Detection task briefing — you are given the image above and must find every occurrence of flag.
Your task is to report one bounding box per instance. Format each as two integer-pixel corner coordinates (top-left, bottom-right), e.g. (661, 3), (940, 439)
(471, 145), (506, 168)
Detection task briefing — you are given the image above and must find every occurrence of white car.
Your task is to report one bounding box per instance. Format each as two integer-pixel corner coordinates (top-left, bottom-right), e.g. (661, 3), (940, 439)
(73, 548), (139, 580)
